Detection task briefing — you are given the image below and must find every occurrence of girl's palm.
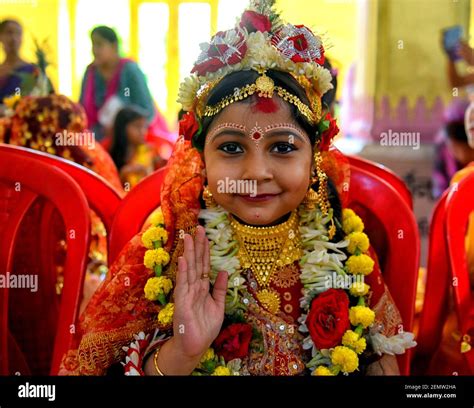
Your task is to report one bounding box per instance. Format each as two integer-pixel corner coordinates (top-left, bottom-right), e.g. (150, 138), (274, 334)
(172, 226), (228, 358)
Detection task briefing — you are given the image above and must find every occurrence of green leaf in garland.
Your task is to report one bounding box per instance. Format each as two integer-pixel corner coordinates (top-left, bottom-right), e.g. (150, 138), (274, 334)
(154, 264), (162, 277)
(201, 360), (217, 373)
(157, 293), (166, 305)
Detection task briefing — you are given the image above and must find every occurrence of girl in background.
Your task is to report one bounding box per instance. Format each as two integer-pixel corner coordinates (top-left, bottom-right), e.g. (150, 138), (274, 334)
(110, 106), (167, 190)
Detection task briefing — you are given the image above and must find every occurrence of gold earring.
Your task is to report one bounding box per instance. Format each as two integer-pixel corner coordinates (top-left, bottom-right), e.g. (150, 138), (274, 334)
(314, 151), (329, 215)
(314, 151), (336, 239)
(303, 174), (319, 210)
(203, 185), (217, 208)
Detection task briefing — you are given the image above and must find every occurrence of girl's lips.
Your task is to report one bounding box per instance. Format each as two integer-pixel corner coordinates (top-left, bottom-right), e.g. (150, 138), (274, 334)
(237, 194), (279, 202)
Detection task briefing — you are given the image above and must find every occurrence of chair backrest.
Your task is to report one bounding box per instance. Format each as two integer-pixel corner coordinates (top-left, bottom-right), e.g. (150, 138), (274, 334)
(348, 155), (413, 209)
(0, 150), (90, 375)
(416, 190), (451, 359)
(0, 145), (122, 257)
(347, 165), (420, 375)
(445, 172), (474, 372)
(108, 167), (168, 264)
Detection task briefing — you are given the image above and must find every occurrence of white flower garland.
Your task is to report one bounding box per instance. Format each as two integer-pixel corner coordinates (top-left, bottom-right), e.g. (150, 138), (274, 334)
(198, 204), (416, 375)
(199, 204), (349, 314)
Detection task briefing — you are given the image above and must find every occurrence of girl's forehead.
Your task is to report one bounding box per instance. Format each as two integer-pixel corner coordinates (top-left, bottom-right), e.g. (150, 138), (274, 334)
(209, 98), (296, 128)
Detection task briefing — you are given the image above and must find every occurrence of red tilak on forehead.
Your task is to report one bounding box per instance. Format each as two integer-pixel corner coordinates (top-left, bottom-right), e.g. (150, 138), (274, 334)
(252, 95), (279, 114)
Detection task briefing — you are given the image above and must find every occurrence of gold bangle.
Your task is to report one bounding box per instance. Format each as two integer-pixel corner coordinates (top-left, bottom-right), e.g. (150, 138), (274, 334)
(153, 344), (166, 376)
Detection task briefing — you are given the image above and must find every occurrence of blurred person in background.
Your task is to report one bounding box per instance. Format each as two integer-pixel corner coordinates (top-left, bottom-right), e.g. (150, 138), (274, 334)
(0, 19), (53, 115)
(80, 25), (156, 143)
(110, 105), (167, 190)
(432, 99), (470, 198)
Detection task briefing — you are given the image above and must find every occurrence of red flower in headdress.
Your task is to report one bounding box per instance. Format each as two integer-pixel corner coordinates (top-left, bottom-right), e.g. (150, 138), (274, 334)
(179, 111), (200, 141)
(239, 10), (271, 33)
(318, 112), (339, 152)
(272, 25), (325, 65)
(191, 27), (248, 76)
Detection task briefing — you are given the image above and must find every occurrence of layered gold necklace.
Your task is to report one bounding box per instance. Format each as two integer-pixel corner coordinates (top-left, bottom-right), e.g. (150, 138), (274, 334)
(229, 211), (303, 314)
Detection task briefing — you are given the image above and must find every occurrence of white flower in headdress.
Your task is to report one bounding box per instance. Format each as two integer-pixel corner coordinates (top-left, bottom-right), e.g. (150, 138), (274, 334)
(191, 26), (249, 77)
(177, 74), (202, 112)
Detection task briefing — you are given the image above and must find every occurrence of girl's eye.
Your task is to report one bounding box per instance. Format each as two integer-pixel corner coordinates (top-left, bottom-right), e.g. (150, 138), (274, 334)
(219, 143), (244, 154)
(271, 143), (297, 154)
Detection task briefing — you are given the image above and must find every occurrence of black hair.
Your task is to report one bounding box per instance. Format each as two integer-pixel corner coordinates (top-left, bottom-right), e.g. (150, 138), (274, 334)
(194, 68), (344, 239)
(91, 26), (118, 45)
(0, 19), (21, 33)
(446, 120), (468, 144)
(321, 58), (338, 110)
(110, 106), (147, 170)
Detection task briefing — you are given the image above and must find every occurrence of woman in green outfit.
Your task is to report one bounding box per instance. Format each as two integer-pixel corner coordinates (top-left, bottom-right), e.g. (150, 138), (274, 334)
(80, 25), (156, 142)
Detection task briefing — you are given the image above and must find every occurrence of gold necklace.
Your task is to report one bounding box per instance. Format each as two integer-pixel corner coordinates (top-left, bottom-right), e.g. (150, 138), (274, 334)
(229, 211), (303, 314)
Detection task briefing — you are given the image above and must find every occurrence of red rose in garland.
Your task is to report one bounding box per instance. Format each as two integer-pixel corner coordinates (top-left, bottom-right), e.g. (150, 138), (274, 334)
(318, 112), (339, 152)
(306, 288), (350, 350)
(239, 10), (271, 33)
(213, 323), (253, 361)
(191, 27), (248, 76)
(179, 111), (200, 141)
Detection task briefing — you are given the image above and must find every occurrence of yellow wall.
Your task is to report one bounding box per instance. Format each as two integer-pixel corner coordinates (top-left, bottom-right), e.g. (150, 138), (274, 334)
(0, 0), (59, 91)
(375, 0), (470, 107)
(276, 0), (358, 101)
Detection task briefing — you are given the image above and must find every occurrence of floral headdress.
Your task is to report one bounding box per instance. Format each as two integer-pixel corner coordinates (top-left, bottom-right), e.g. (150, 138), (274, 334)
(177, 0), (338, 151)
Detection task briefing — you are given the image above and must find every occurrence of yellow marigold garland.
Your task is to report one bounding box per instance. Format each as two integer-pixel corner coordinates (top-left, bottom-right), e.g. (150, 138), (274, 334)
(312, 208), (377, 376)
(158, 302), (175, 325)
(142, 208), (173, 308)
(312, 366), (335, 376)
(330, 346), (359, 374)
(211, 366), (232, 376)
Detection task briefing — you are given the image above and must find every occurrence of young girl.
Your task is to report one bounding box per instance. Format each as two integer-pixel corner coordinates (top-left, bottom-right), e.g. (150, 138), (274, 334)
(61, 0), (415, 376)
(110, 106), (167, 189)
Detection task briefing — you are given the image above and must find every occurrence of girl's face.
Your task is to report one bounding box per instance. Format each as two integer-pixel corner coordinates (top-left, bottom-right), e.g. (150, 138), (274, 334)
(126, 117), (147, 145)
(203, 98), (314, 226)
(91, 33), (118, 66)
(0, 22), (22, 55)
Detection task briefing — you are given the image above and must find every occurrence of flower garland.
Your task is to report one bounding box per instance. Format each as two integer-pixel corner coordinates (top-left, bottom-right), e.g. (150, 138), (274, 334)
(298, 208), (378, 375)
(142, 209), (175, 326)
(139, 205), (415, 376)
(199, 204), (384, 376)
(141, 208), (243, 375)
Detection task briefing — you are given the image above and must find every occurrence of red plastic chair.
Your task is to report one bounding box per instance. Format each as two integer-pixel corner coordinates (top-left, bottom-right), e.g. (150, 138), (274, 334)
(348, 155), (413, 209)
(347, 166), (420, 375)
(108, 167), (168, 264)
(0, 150), (90, 375)
(415, 190), (451, 362)
(445, 172), (474, 373)
(0, 145), (122, 256)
